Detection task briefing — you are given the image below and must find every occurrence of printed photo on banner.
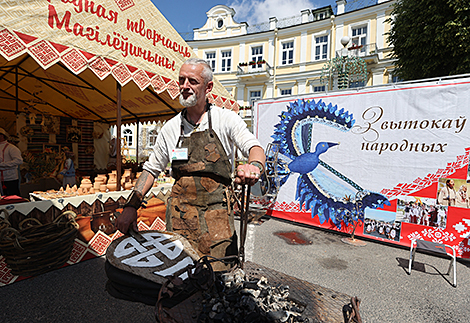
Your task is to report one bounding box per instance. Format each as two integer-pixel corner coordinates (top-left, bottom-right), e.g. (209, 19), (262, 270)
(363, 208), (401, 242)
(396, 196), (447, 228)
(437, 178), (468, 208)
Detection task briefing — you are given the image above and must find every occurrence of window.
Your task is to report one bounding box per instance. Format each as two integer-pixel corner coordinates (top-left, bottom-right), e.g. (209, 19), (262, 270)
(350, 80), (365, 88)
(314, 85), (325, 92)
(280, 89), (292, 96)
(217, 18), (224, 29)
(250, 90), (261, 106)
(221, 50), (232, 72)
(206, 52), (216, 71)
(351, 26), (367, 54)
(281, 41), (294, 65)
(251, 46), (263, 68)
(123, 128), (133, 147)
(148, 129), (158, 147)
(314, 35), (328, 61)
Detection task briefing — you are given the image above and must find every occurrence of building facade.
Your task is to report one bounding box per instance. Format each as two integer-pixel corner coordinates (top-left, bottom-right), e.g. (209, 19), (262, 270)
(114, 0), (397, 161)
(186, 0), (397, 128)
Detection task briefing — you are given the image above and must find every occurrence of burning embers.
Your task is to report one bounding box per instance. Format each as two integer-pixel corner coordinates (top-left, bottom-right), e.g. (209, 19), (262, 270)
(198, 268), (310, 323)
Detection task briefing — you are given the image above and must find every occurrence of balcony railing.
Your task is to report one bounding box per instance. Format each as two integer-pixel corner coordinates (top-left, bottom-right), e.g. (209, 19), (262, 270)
(336, 43), (378, 58)
(236, 62), (273, 78)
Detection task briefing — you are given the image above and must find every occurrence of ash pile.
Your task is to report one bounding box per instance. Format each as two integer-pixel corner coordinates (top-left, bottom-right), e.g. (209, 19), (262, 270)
(198, 267), (311, 323)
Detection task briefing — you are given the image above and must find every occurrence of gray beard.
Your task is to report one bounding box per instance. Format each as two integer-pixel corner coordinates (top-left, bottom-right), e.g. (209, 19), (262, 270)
(179, 93), (198, 107)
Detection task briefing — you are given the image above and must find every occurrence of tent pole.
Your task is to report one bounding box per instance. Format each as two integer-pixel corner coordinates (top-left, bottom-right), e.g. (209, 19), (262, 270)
(136, 121), (140, 165)
(116, 82), (122, 191)
(15, 67), (19, 114)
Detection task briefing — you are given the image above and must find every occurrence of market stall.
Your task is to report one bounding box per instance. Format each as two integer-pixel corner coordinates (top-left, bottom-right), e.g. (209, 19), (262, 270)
(0, 0), (237, 285)
(0, 0), (237, 186)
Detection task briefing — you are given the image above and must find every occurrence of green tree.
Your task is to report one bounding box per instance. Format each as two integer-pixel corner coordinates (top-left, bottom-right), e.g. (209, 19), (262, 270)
(387, 0), (470, 81)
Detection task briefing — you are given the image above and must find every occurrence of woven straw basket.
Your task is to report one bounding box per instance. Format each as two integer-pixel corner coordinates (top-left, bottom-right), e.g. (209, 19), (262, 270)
(0, 209), (78, 277)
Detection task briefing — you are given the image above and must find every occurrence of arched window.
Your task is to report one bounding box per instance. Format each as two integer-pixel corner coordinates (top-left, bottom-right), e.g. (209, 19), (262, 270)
(123, 128), (133, 147)
(149, 129), (158, 147)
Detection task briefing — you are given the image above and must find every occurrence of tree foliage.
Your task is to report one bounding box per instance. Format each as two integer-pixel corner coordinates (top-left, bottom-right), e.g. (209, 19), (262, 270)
(388, 0), (470, 81)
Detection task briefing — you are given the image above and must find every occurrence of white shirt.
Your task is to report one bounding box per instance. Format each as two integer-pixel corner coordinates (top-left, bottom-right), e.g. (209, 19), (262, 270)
(143, 106), (261, 177)
(0, 141), (23, 181)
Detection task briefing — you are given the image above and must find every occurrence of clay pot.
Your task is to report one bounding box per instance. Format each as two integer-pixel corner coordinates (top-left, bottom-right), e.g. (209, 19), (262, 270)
(81, 176), (92, 191)
(107, 182), (117, 192)
(100, 183), (108, 192)
(124, 182), (133, 190)
(91, 211), (116, 235)
(75, 216), (95, 242)
(123, 168), (132, 178)
(94, 175), (106, 190)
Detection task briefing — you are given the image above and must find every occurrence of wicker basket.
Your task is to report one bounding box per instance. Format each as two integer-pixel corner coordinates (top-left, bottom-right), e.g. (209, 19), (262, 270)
(0, 209), (78, 277)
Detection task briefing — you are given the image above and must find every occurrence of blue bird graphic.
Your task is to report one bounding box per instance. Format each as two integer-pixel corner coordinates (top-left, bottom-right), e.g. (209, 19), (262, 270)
(271, 99), (390, 229)
(288, 142), (338, 174)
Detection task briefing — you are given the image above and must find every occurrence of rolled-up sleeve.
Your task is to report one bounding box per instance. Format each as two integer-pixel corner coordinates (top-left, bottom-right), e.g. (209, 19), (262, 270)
(227, 110), (261, 158)
(143, 131), (169, 178)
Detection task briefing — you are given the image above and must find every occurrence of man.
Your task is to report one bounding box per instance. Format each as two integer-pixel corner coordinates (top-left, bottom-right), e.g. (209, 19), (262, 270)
(438, 179), (456, 206)
(116, 58), (265, 270)
(0, 128), (23, 196)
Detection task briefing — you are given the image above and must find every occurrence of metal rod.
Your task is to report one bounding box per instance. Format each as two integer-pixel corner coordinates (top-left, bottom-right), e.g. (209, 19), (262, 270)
(116, 82), (122, 191)
(238, 184), (251, 268)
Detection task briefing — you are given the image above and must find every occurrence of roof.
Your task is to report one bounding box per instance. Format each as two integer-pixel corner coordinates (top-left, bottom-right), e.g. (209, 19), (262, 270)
(0, 0), (238, 125)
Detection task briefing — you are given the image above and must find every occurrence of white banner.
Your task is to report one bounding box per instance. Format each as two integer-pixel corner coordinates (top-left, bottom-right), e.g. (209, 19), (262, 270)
(254, 77), (470, 257)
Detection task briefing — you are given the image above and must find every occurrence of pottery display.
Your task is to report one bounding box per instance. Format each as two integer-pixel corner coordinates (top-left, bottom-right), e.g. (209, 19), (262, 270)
(100, 183), (108, 192)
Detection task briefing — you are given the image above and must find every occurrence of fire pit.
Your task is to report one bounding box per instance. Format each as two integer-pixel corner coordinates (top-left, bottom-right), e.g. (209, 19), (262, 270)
(162, 261), (355, 323)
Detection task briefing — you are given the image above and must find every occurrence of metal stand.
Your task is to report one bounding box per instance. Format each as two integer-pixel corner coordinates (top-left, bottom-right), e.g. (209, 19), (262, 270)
(238, 184), (251, 269)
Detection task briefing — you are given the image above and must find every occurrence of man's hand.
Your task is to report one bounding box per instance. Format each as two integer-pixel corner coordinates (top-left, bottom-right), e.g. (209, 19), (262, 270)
(115, 206), (138, 234)
(234, 163), (261, 186)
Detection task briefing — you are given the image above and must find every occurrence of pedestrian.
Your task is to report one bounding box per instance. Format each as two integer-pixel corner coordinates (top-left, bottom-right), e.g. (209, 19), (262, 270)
(60, 149), (76, 188)
(116, 58), (265, 271)
(0, 128), (23, 196)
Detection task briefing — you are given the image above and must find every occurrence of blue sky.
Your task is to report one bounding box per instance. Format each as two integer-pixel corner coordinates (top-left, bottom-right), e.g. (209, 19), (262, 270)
(152, 0), (335, 33)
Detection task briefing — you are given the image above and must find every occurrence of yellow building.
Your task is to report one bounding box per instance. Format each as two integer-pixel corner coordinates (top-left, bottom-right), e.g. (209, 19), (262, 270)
(114, 0), (397, 160)
(186, 0), (397, 128)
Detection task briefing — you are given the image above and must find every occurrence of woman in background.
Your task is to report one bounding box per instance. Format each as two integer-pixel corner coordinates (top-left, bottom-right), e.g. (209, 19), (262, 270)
(60, 150), (76, 188)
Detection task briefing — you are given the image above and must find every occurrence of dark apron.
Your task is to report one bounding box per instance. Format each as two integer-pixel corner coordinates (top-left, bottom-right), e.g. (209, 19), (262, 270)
(166, 107), (237, 271)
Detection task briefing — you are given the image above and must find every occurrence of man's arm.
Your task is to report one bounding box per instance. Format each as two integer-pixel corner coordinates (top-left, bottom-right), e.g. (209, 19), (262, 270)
(115, 170), (156, 234)
(234, 145), (266, 186)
